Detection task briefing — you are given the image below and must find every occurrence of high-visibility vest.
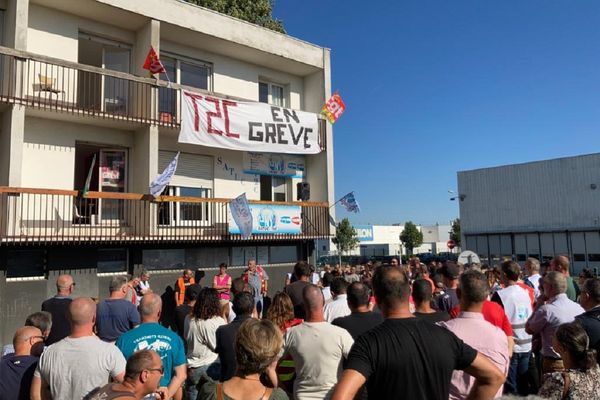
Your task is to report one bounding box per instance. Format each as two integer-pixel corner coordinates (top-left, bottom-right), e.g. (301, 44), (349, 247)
(497, 284), (533, 353)
(176, 277), (195, 306)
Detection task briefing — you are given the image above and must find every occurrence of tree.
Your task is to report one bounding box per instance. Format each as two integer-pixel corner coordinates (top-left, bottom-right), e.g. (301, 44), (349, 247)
(184, 0), (286, 33)
(400, 221), (423, 256)
(450, 218), (461, 247)
(333, 218), (359, 259)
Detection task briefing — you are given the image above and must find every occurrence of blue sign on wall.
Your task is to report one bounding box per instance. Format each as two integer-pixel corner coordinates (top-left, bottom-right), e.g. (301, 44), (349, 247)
(229, 204), (302, 235)
(354, 224), (374, 242)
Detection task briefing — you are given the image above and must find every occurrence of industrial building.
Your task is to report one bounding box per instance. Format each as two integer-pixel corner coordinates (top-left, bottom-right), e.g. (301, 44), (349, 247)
(0, 0), (334, 344)
(458, 153), (600, 274)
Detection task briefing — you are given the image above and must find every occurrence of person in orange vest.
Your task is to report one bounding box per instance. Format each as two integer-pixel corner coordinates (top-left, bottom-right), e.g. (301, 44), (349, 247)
(243, 259), (269, 316)
(174, 268), (195, 306)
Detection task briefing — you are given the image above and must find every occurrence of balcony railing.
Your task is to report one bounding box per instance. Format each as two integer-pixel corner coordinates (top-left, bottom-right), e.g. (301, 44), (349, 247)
(0, 46), (327, 150)
(0, 187), (331, 245)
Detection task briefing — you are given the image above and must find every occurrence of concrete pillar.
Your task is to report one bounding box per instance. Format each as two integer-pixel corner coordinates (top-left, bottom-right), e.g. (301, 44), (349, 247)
(134, 20), (160, 120)
(132, 125), (158, 235)
(0, 105), (25, 187)
(5, 0), (28, 50)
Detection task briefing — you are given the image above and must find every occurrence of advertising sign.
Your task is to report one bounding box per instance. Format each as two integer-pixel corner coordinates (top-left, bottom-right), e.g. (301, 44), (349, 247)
(229, 204), (302, 235)
(243, 152), (304, 178)
(354, 224), (374, 242)
(179, 90), (321, 154)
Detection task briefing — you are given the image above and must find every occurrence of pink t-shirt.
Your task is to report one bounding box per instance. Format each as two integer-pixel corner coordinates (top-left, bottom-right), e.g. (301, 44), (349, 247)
(215, 274), (231, 300)
(439, 311), (510, 400)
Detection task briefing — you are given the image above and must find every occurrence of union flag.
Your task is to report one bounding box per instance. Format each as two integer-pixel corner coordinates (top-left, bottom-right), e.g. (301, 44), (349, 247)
(143, 46), (166, 75)
(321, 93), (346, 124)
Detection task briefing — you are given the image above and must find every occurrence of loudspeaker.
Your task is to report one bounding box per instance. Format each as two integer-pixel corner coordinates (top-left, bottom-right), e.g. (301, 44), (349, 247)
(297, 182), (310, 201)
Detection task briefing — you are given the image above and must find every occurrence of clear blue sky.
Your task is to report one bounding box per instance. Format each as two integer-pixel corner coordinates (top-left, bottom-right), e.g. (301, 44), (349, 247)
(273, 1), (600, 226)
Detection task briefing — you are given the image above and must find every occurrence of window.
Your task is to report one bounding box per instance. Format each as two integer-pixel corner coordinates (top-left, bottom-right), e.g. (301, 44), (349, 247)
(574, 254), (586, 262)
(516, 254), (527, 262)
(158, 186), (211, 225)
(588, 254), (600, 262)
(260, 176), (289, 201)
(142, 249), (185, 270)
(97, 249), (127, 273)
(6, 250), (45, 278)
(158, 55), (212, 121)
(259, 81), (285, 106)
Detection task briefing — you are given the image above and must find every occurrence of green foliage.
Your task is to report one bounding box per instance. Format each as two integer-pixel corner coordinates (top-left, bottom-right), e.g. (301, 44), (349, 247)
(184, 0), (286, 33)
(400, 221), (423, 255)
(450, 218), (461, 247)
(333, 218), (359, 255)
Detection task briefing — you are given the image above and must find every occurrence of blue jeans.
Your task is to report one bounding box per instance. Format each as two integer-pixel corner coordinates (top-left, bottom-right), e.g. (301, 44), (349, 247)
(186, 362), (220, 400)
(506, 351), (531, 395)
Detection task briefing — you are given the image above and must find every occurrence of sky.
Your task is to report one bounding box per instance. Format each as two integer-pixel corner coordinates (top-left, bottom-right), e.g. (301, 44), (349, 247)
(273, 1), (600, 227)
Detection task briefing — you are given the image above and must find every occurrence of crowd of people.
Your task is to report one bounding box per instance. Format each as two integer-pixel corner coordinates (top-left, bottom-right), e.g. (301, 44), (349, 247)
(1, 255), (600, 400)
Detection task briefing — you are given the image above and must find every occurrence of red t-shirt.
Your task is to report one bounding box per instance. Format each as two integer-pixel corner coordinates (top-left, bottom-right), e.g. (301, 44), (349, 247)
(450, 300), (513, 336)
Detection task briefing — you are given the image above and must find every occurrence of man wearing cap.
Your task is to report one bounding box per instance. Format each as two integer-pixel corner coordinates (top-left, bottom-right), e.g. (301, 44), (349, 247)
(437, 263), (461, 313)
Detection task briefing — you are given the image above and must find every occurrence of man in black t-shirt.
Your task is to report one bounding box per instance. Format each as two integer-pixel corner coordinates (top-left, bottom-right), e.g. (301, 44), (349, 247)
(174, 284), (201, 340)
(41, 274), (74, 345)
(331, 265), (505, 400)
(0, 326), (44, 400)
(332, 282), (383, 339)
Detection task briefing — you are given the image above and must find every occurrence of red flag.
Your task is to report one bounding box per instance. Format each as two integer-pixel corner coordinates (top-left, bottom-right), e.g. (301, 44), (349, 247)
(321, 93), (346, 124)
(143, 46), (166, 75)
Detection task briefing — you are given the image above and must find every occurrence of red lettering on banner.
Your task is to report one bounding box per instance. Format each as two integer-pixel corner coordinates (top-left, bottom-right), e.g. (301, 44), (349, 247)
(184, 92), (204, 132)
(222, 100), (239, 138)
(205, 97), (223, 135)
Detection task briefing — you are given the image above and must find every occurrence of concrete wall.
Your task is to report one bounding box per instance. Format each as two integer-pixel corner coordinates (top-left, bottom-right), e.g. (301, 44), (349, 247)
(458, 153), (600, 234)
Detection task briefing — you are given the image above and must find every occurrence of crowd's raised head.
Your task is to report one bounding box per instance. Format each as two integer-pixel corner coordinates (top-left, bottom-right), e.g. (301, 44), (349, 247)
(25, 311), (52, 339)
(555, 321), (597, 371)
(500, 260), (521, 283)
(235, 319), (282, 376)
(544, 271), (568, 296)
(69, 297), (96, 327)
(331, 277), (349, 296)
(412, 278), (433, 305)
(109, 275), (129, 294)
(294, 261), (311, 279)
(303, 283), (325, 313)
(458, 270), (489, 306)
(139, 293), (162, 320)
(232, 291), (255, 316)
(346, 282), (370, 310)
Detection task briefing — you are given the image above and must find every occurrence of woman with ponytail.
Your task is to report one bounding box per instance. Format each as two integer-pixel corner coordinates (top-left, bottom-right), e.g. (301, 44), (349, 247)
(539, 321), (600, 399)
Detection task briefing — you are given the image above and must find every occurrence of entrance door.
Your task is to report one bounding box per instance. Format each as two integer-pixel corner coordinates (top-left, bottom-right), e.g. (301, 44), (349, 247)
(99, 149), (127, 222)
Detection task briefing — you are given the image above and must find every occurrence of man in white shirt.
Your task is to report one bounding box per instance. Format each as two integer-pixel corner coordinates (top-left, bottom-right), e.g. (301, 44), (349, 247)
(324, 277), (351, 322)
(283, 284), (354, 399)
(524, 258), (542, 298)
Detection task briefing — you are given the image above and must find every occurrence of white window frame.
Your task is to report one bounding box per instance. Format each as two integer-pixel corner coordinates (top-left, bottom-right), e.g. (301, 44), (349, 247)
(160, 186), (212, 226)
(161, 53), (213, 91)
(259, 81), (286, 107)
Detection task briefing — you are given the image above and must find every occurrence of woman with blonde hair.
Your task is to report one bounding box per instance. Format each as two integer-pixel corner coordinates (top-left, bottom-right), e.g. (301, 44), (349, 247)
(199, 319), (288, 400)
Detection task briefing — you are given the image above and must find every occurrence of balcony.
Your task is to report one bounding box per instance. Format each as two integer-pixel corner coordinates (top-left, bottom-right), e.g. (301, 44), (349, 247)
(0, 46), (327, 149)
(0, 187), (331, 245)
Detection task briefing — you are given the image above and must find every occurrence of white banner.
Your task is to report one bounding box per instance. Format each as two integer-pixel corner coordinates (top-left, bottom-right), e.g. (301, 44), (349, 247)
(178, 90), (321, 155)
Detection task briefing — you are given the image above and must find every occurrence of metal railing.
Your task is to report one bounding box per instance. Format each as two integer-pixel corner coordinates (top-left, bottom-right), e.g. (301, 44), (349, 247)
(0, 187), (331, 245)
(0, 46), (328, 150)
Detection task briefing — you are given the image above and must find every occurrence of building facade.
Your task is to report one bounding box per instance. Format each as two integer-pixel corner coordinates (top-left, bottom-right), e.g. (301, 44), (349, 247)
(0, 0), (334, 344)
(458, 153), (600, 274)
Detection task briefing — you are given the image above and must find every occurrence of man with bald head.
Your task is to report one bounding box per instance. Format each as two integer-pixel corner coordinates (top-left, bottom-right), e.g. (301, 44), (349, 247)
(0, 326), (44, 400)
(41, 274), (74, 345)
(282, 284), (354, 399)
(116, 294), (187, 400)
(31, 297), (126, 400)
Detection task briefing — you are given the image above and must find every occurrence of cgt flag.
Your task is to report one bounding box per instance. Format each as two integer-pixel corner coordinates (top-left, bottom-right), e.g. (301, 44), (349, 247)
(150, 152), (179, 197)
(230, 193), (253, 239)
(339, 191), (360, 213)
(143, 46), (166, 76)
(321, 93), (346, 124)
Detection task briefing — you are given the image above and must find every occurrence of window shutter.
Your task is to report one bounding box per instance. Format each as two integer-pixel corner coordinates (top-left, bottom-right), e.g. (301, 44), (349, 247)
(158, 151), (213, 189)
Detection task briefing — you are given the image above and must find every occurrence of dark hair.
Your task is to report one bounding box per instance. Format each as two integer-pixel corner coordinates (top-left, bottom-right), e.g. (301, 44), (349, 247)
(294, 261), (311, 278)
(331, 277), (349, 295)
(347, 282), (370, 308)
(233, 291), (255, 316)
(501, 260), (521, 282)
(25, 311), (52, 334)
(219, 263), (228, 270)
(322, 272), (334, 287)
(372, 265), (410, 309)
(412, 279), (433, 304)
(583, 278), (600, 304)
(555, 321), (597, 371)
(580, 268), (594, 280)
(266, 292), (294, 331)
(231, 277), (246, 296)
(125, 349), (158, 379)
(191, 288), (221, 320)
(459, 270), (489, 305)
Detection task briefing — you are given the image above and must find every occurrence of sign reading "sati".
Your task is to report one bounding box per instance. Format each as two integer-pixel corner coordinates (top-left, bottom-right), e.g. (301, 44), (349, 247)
(178, 91), (321, 155)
